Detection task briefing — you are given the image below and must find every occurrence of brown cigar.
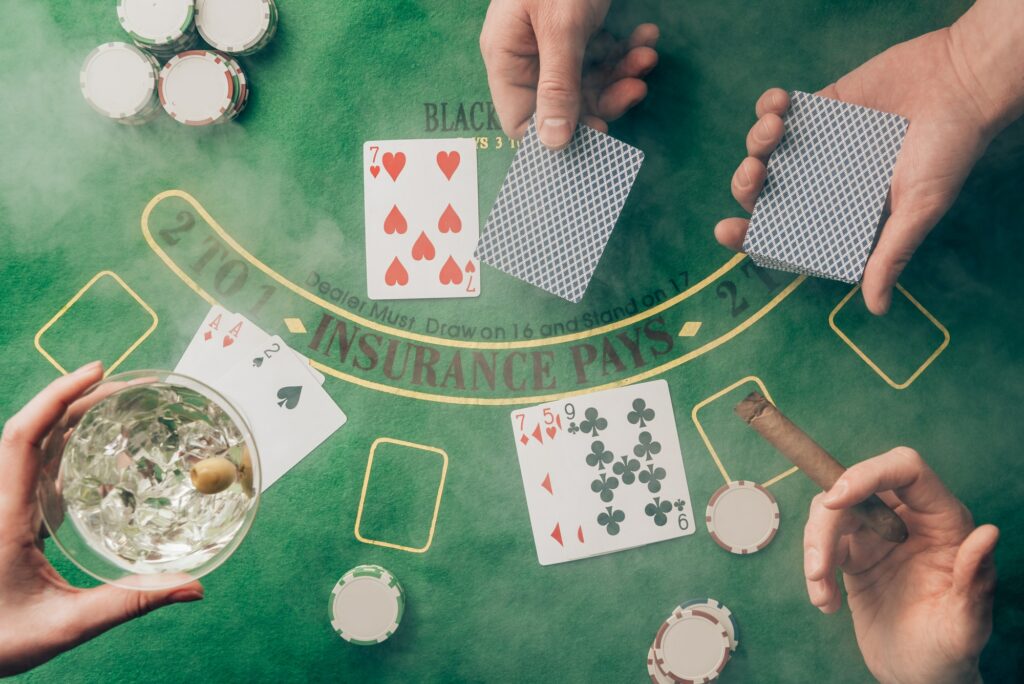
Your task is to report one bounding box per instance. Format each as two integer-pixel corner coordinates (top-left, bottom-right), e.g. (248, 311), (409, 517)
(734, 392), (908, 544)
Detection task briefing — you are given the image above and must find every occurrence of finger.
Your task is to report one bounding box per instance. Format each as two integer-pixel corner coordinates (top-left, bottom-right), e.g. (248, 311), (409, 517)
(534, 18), (588, 148)
(0, 362), (103, 509)
(755, 88), (790, 118)
(805, 576), (843, 614)
(581, 114), (608, 133)
(714, 218), (749, 251)
(595, 78), (648, 122)
(478, 4), (539, 138)
(860, 209), (935, 315)
(745, 113), (784, 161)
(952, 524), (999, 598)
(823, 447), (961, 515)
(731, 157), (766, 212)
(63, 580), (204, 650)
(628, 23), (660, 49)
(804, 494), (858, 582)
(607, 46), (658, 83)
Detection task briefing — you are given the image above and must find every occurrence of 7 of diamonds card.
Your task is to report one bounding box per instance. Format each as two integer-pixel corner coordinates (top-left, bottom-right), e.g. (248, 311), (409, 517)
(363, 138), (481, 300)
(511, 380), (696, 565)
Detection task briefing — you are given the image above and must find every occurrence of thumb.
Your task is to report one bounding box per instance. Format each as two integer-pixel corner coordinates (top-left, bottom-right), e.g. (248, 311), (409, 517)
(534, 19), (587, 149)
(861, 209), (935, 315)
(952, 524), (999, 598)
(65, 580), (204, 644)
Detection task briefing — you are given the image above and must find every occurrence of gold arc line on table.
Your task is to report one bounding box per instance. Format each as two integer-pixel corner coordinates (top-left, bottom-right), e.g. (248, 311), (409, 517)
(828, 284), (950, 390)
(691, 375), (799, 489)
(140, 189), (748, 350)
(140, 189), (806, 405)
(34, 270), (159, 377)
(354, 438), (449, 554)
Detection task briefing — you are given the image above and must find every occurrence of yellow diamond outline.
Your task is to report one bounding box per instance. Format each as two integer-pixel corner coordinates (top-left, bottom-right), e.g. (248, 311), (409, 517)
(33, 271), (159, 376)
(828, 284), (950, 390)
(690, 375), (798, 489)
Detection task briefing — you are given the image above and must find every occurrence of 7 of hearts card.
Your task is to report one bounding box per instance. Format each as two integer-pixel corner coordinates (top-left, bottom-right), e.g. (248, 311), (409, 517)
(363, 137), (481, 300)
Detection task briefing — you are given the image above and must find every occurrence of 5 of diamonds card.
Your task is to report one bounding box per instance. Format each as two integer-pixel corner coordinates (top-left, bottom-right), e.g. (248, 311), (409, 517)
(363, 138), (481, 300)
(511, 380), (695, 565)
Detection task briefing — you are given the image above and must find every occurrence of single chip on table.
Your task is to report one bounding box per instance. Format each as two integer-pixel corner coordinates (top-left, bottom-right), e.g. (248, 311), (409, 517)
(329, 564), (405, 645)
(705, 480), (780, 554)
(743, 91), (909, 283)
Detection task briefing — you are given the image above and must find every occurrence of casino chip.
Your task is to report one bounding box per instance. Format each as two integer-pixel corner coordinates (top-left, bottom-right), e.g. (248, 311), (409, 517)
(80, 42), (162, 125)
(705, 480), (780, 555)
(196, 0), (278, 55)
(679, 598), (739, 653)
(158, 50), (236, 125)
(329, 564), (405, 645)
(653, 606), (731, 683)
(117, 0), (198, 57)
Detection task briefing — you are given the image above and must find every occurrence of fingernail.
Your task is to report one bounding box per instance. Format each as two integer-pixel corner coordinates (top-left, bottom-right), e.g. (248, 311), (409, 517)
(756, 118), (771, 141)
(825, 480), (847, 504)
(168, 588), (204, 603)
(539, 118), (572, 148)
(72, 361), (102, 377)
(736, 164), (751, 188)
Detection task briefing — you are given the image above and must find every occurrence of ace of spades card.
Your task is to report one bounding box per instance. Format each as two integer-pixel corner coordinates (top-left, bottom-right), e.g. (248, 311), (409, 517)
(511, 380), (695, 565)
(363, 138), (481, 300)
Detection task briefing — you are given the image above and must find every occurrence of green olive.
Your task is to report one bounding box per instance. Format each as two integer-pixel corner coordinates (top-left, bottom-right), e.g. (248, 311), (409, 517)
(190, 456), (237, 494)
(237, 447), (254, 496)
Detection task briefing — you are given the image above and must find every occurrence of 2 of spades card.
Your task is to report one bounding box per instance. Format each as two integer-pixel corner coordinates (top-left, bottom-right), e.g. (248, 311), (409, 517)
(511, 380), (695, 565)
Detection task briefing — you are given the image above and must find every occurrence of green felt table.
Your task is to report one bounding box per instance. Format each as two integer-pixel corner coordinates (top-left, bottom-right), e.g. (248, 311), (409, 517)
(2, 1), (1022, 682)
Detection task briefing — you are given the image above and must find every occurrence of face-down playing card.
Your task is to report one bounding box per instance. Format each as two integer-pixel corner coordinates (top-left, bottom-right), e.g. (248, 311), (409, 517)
(511, 380), (694, 565)
(743, 91), (909, 283)
(363, 137), (481, 300)
(476, 116), (645, 304)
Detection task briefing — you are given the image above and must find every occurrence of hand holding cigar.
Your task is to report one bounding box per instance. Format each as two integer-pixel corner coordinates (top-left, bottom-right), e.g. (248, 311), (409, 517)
(734, 392), (908, 544)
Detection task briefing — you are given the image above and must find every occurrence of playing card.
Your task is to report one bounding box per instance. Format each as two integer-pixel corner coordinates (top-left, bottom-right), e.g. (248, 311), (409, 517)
(211, 335), (347, 489)
(176, 305), (325, 386)
(476, 116), (644, 303)
(363, 137), (480, 300)
(743, 91), (909, 283)
(511, 380), (694, 565)
(175, 306), (264, 382)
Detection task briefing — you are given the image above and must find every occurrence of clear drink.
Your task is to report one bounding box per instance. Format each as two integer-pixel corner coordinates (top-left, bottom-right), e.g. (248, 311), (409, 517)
(60, 381), (257, 573)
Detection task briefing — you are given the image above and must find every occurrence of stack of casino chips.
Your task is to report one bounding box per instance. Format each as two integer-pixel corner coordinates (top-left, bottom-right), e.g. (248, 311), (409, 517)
(196, 0), (279, 56)
(117, 0), (199, 58)
(647, 598), (739, 683)
(80, 0), (277, 126)
(158, 50), (248, 125)
(79, 42), (163, 126)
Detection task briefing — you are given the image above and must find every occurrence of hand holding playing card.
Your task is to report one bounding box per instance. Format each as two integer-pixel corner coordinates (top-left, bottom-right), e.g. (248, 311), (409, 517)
(479, 0), (659, 148)
(715, 10), (1024, 314)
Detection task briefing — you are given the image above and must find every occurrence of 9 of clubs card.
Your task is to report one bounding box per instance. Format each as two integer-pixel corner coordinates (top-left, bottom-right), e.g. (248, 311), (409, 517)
(363, 138), (481, 300)
(511, 380), (695, 565)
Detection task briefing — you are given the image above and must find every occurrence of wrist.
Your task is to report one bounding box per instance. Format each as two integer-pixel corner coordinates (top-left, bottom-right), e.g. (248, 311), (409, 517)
(947, 0), (1024, 138)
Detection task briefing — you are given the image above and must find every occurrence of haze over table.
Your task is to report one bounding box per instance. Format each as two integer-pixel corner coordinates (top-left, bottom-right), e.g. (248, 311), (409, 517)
(0, 0), (1020, 682)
